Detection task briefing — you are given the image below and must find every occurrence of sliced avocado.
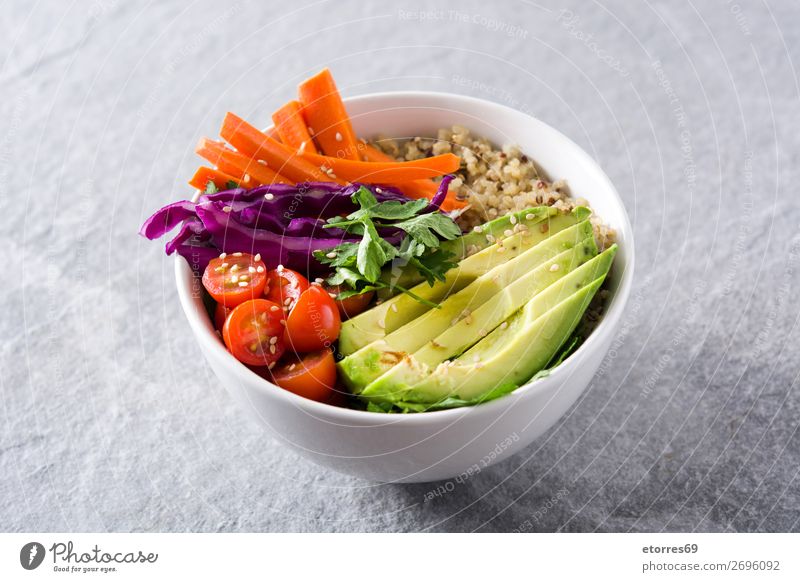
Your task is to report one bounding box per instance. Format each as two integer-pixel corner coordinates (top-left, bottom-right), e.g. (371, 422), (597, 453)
(361, 244), (615, 403)
(375, 206), (578, 299)
(338, 219), (596, 391)
(338, 206), (590, 355)
(402, 276), (608, 404)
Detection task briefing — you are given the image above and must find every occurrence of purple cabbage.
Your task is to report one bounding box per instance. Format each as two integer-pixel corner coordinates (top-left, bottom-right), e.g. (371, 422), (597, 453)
(426, 175), (455, 212)
(140, 181), (409, 275)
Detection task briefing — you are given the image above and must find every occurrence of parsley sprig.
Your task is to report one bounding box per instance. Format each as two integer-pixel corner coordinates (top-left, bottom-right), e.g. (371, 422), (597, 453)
(314, 186), (461, 305)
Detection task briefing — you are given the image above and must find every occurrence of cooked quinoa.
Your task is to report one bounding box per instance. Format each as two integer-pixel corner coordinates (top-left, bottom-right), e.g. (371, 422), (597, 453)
(371, 125), (616, 251)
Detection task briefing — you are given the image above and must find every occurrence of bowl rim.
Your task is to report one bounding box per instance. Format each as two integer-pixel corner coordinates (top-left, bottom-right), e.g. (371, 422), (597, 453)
(175, 90), (635, 424)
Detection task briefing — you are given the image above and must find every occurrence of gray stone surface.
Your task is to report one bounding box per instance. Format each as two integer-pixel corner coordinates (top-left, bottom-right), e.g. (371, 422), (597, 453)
(1, 0), (799, 532)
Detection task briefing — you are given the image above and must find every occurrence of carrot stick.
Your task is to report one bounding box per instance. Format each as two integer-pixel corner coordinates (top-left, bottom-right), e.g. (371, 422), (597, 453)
(272, 100), (318, 154)
(221, 112), (339, 184)
(298, 69), (361, 160)
(299, 149), (461, 183)
(189, 166), (242, 191)
(196, 138), (289, 186)
(361, 144), (466, 211)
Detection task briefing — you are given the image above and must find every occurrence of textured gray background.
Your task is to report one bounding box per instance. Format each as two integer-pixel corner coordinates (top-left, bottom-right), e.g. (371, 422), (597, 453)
(2, 0), (799, 533)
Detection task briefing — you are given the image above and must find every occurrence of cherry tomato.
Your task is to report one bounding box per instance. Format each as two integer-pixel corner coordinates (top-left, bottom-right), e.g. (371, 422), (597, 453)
(270, 349), (337, 402)
(214, 303), (231, 331)
(222, 299), (286, 366)
(283, 286), (341, 352)
(264, 267), (309, 311)
(202, 252), (267, 308)
(327, 285), (374, 319)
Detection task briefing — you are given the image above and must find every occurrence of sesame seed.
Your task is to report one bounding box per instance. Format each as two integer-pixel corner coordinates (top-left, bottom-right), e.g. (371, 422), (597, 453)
(473, 225), (483, 233)
(254, 253), (261, 262)
(220, 262), (228, 268)
(375, 187), (383, 194)
(243, 173), (251, 183)
(256, 265), (265, 273)
(486, 234), (495, 243)
(270, 305), (280, 312)
(377, 319), (385, 329)
(239, 275), (249, 282)
(297, 141), (307, 154)
(269, 336), (278, 345)
(525, 213), (535, 221)
(233, 252), (243, 257)
(479, 328), (487, 337)
(284, 297), (292, 305)
(288, 363), (297, 371)
(335, 132), (343, 142)
(504, 229), (514, 238)
(307, 126), (315, 135)
(222, 206), (232, 213)
(269, 344), (276, 354)
(249, 266), (256, 273)
(509, 215), (518, 224)
(549, 263), (560, 272)
(500, 321), (509, 330)
(219, 252), (227, 259)
(268, 362), (276, 370)
(214, 266), (225, 273)
(314, 278), (324, 284)
(238, 281), (248, 287)
(328, 292), (337, 299)
(497, 246), (506, 253)
(325, 251), (337, 259)
(230, 264), (239, 272)
(257, 159), (268, 166)
(390, 304), (398, 313)
(277, 264), (284, 272)
(231, 275), (239, 283)
(264, 193), (274, 201)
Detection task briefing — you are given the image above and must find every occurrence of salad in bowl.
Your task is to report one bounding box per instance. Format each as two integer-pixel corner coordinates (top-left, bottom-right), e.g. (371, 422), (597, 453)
(141, 69), (632, 481)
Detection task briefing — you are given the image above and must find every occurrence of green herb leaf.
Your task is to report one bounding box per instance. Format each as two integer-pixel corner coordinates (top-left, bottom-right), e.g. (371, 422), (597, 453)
(225, 180), (240, 190)
(394, 212), (462, 247)
(204, 181), (219, 195)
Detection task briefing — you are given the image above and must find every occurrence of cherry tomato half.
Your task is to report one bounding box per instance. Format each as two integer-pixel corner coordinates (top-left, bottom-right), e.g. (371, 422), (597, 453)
(222, 299), (286, 366)
(327, 285), (374, 319)
(214, 303), (232, 331)
(270, 349), (337, 402)
(283, 286), (341, 352)
(202, 252), (267, 308)
(264, 267), (309, 311)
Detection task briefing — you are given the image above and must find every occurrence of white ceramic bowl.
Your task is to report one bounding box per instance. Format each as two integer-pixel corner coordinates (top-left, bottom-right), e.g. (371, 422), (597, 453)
(175, 92), (634, 483)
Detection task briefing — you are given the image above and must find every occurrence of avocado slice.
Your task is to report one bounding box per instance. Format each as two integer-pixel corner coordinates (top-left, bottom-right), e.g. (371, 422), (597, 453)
(338, 206), (591, 355)
(361, 244), (615, 402)
(401, 276), (608, 404)
(338, 218), (596, 391)
(375, 206), (567, 299)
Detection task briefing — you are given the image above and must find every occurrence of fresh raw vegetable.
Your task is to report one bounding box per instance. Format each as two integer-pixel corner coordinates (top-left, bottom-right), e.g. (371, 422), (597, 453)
(283, 286), (341, 352)
(201, 253), (268, 308)
(314, 185), (461, 303)
(222, 299), (286, 367)
(141, 182), (409, 275)
(196, 138), (289, 186)
(221, 112), (338, 184)
(361, 144), (466, 211)
(272, 100), (318, 154)
(270, 349), (337, 402)
(189, 166), (240, 192)
(264, 267), (310, 311)
(298, 150), (461, 183)
(298, 68), (360, 160)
